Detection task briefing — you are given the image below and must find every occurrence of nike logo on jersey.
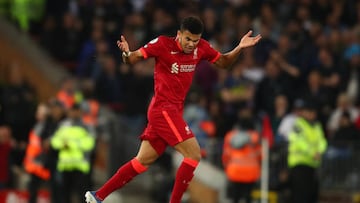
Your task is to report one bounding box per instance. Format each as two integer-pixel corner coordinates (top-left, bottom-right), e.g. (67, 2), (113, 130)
(171, 51), (179, 55)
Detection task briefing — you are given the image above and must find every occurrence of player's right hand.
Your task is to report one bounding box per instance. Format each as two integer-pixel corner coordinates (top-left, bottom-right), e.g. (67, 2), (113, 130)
(117, 35), (130, 53)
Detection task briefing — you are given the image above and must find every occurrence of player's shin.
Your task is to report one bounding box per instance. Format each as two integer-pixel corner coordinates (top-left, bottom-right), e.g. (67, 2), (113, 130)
(170, 158), (199, 203)
(95, 158), (148, 200)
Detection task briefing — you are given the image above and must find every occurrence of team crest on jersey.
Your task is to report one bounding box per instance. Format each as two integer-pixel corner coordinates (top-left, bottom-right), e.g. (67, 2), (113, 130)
(193, 48), (198, 59)
(171, 63), (179, 74)
(185, 126), (191, 134)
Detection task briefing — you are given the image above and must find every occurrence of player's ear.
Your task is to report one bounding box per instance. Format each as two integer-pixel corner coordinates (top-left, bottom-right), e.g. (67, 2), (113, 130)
(176, 30), (181, 40)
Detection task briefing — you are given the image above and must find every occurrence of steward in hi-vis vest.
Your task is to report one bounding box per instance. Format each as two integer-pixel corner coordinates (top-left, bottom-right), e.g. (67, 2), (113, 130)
(223, 129), (261, 182)
(222, 123), (262, 203)
(287, 101), (327, 203)
(51, 104), (95, 203)
(24, 125), (50, 180)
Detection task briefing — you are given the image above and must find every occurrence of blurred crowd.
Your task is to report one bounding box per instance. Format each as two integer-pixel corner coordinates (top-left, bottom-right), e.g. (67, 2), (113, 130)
(1, 0), (360, 202)
(0, 63), (103, 202)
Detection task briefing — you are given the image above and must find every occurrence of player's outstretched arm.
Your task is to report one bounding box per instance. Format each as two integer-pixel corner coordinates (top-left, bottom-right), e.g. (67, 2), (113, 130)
(117, 35), (144, 65)
(214, 30), (261, 69)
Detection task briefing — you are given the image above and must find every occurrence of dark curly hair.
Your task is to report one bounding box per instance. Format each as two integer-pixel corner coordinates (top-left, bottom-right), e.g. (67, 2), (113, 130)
(180, 16), (204, 35)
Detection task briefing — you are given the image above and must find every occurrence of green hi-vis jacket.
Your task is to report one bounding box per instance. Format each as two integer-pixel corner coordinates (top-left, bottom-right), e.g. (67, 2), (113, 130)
(10, 0), (45, 31)
(51, 121), (95, 173)
(288, 117), (327, 168)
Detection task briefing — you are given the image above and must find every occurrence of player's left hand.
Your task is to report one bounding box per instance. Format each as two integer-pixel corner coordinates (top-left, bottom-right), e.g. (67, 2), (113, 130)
(239, 30), (262, 49)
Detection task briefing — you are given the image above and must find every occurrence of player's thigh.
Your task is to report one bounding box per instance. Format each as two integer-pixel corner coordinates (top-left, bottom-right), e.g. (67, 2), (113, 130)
(140, 123), (168, 156)
(135, 140), (160, 166)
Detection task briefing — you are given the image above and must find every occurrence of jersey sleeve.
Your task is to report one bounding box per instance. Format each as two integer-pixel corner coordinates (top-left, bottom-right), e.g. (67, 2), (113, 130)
(139, 36), (163, 59)
(200, 39), (221, 63)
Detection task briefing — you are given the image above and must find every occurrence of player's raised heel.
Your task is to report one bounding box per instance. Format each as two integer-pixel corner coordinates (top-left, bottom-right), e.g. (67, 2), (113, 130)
(85, 191), (102, 203)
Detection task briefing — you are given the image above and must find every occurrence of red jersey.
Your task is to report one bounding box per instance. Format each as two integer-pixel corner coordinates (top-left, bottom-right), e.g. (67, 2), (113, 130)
(140, 36), (220, 111)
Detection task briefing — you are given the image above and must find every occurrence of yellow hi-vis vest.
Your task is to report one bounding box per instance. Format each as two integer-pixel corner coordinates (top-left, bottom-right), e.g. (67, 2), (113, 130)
(10, 0), (45, 31)
(51, 123), (95, 173)
(10, 0), (30, 31)
(288, 117), (327, 168)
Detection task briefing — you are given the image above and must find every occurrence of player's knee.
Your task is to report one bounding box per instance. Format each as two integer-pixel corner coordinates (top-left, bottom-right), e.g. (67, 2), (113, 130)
(185, 150), (201, 162)
(192, 153), (201, 162)
(176, 146), (201, 161)
(173, 137), (202, 162)
(136, 155), (157, 167)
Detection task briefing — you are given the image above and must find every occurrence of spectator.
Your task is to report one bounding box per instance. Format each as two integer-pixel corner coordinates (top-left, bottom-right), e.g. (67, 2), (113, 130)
(94, 55), (125, 113)
(184, 90), (211, 157)
(220, 61), (255, 128)
(43, 98), (66, 203)
(194, 60), (219, 104)
(201, 7), (218, 40)
(122, 60), (153, 118)
(315, 47), (341, 107)
(241, 48), (265, 84)
(323, 111), (360, 186)
(76, 18), (106, 78)
(86, 38), (112, 80)
(299, 70), (332, 126)
(269, 48), (300, 80)
(329, 111), (360, 148)
(0, 64), (37, 168)
(253, 23), (277, 67)
(55, 12), (84, 70)
(270, 94), (289, 144)
(79, 79), (100, 189)
(56, 76), (83, 110)
(38, 15), (58, 57)
(203, 96), (227, 166)
(271, 34), (301, 80)
(327, 93), (359, 137)
(340, 45), (360, 104)
(278, 98), (305, 141)
(80, 79), (100, 129)
(24, 103), (51, 203)
(252, 3), (281, 43)
(255, 58), (287, 114)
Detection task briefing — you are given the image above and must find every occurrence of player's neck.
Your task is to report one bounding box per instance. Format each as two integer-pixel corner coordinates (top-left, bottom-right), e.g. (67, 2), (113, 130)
(175, 37), (184, 52)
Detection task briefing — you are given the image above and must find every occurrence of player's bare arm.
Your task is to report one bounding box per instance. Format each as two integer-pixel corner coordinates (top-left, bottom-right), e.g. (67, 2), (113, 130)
(214, 30), (262, 69)
(117, 35), (144, 65)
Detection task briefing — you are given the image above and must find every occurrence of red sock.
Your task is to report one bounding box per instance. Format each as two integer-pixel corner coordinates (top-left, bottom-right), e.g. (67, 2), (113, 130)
(96, 158), (147, 200)
(170, 158), (199, 203)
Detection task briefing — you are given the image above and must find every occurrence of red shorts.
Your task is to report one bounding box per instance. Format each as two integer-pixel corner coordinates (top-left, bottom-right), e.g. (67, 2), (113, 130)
(140, 108), (194, 155)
